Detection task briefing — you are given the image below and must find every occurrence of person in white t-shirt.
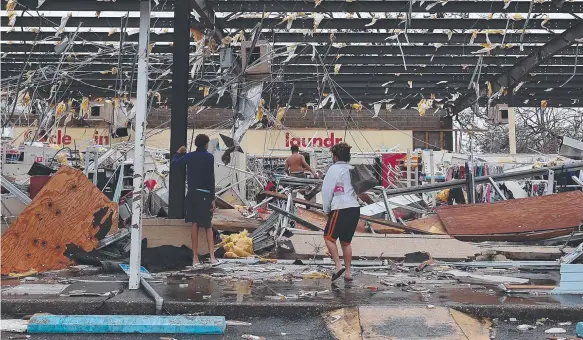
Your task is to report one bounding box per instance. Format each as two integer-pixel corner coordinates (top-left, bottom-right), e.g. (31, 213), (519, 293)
(321, 142), (360, 282)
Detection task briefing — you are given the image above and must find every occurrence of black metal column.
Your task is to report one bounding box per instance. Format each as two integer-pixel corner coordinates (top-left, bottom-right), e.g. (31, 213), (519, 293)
(442, 115), (454, 151)
(168, 0), (190, 219)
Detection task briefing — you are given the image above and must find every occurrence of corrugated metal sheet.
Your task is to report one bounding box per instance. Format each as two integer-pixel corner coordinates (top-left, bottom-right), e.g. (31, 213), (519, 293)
(437, 191), (583, 236)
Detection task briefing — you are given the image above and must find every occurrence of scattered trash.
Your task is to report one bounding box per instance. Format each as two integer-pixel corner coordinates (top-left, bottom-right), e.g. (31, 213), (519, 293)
(516, 324), (536, 331)
(0, 320), (29, 333)
(404, 251), (432, 263)
(509, 318), (517, 322)
(365, 285), (378, 291)
(329, 315), (342, 324)
(226, 320), (252, 326)
(241, 335), (265, 340)
(302, 271), (330, 279)
(558, 322), (572, 326)
(178, 284), (189, 288)
(427, 305), (436, 309)
(202, 295), (211, 300)
(545, 328), (567, 334)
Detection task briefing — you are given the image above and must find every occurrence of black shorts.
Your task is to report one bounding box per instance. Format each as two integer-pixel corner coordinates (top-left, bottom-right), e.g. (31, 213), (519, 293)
(289, 172), (306, 178)
(185, 190), (213, 228)
(324, 207), (360, 245)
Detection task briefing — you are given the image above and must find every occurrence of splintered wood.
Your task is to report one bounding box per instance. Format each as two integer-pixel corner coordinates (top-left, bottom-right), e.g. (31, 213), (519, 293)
(437, 191), (583, 241)
(1, 167), (118, 274)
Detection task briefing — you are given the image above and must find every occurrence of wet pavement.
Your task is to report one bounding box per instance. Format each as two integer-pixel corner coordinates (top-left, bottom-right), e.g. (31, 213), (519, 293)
(2, 262), (582, 320)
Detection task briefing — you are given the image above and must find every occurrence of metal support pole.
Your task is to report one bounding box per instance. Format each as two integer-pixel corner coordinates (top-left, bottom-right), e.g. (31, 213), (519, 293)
(488, 177), (507, 201)
(128, 0), (150, 290)
(429, 150), (436, 208)
(406, 148), (411, 188)
(168, 0), (191, 219)
(466, 161), (475, 204)
(572, 175), (583, 191)
(93, 150), (98, 185)
(84, 146), (91, 176)
(281, 193), (293, 228)
(546, 169), (555, 195)
(508, 106), (517, 155)
(382, 190), (397, 223)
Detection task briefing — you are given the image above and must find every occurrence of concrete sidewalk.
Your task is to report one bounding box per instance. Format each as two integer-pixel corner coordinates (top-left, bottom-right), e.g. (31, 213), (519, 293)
(2, 263), (582, 320)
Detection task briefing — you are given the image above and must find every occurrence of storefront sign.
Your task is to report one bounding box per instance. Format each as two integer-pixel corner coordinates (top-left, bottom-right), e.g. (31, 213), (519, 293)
(285, 132), (343, 147)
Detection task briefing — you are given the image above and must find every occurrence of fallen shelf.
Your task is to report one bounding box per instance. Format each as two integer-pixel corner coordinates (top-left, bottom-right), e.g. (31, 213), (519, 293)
(262, 191), (432, 235)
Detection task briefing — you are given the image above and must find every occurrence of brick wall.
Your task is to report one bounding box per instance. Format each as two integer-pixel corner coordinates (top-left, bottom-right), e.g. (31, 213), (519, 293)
(8, 108), (444, 130)
(147, 108), (444, 130)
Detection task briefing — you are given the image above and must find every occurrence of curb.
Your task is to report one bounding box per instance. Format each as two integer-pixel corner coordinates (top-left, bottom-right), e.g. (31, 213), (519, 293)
(1, 298), (342, 319)
(4, 298), (582, 320)
(448, 303), (583, 321)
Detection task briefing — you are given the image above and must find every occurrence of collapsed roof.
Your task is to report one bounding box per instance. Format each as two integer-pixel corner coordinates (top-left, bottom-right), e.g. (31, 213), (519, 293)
(2, 0), (583, 120)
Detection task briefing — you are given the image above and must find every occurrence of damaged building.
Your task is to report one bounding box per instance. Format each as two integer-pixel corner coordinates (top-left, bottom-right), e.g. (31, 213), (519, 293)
(1, 0), (583, 337)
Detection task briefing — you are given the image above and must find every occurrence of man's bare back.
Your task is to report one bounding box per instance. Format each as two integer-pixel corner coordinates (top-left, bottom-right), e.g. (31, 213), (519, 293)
(285, 152), (316, 177)
(286, 153), (306, 173)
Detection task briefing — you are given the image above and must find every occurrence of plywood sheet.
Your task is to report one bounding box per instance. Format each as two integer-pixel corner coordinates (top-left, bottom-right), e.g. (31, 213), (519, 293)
(289, 231), (480, 260)
(296, 207), (369, 233)
(323, 307), (362, 340)
(406, 214), (447, 234)
(1, 167), (118, 274)
(211, 209), (259, 232)
(359, 306), (467, 340)
(437, 191), (583, 236)
(448, 309), (491, 340)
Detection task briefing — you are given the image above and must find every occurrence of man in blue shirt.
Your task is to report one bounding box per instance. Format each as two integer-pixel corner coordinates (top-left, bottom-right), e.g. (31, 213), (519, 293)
(171, 134), (218, 267)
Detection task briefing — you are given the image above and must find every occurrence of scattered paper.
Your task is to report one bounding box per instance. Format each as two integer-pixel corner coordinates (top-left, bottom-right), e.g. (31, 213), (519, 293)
(55, 12), (72, 37)
(517, 324), (536, 331)
(365, 16), (379, 27)
(373, 103), (382, 118)
(313, 13), (324, 30)
(545, 328), (566, 334)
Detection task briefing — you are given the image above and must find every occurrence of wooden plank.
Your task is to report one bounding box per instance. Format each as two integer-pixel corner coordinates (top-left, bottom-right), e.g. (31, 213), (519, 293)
(451, 228), (574, 242)
(437, 191), (583, 237)
(445, 269), (529, 285)
(359, 306), (467, 340)
(211, 209), (259, 232)
(504, 284), (556, 290)
(1, 167), (118, 274)
(289, 231), (480, 260)
(406, 214), (448, 234)
(448, 309), (491, 340)
(263, 191), (431, 234)
(323, 308), (362, 340)
(296, 207), (391, 234)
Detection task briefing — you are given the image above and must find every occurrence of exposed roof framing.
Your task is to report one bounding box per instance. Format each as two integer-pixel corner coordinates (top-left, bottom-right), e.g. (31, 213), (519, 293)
(2, 0), (583, 113)
(4, 0), (582, 13)
(451, 18), (583, 115)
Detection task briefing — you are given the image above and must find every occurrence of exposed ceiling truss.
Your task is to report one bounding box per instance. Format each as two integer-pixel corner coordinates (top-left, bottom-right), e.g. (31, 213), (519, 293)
(2, 0), (583, 115)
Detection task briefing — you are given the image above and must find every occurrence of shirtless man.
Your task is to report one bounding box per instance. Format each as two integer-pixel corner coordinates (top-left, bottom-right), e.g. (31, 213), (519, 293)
(285, 145), (317, 178)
